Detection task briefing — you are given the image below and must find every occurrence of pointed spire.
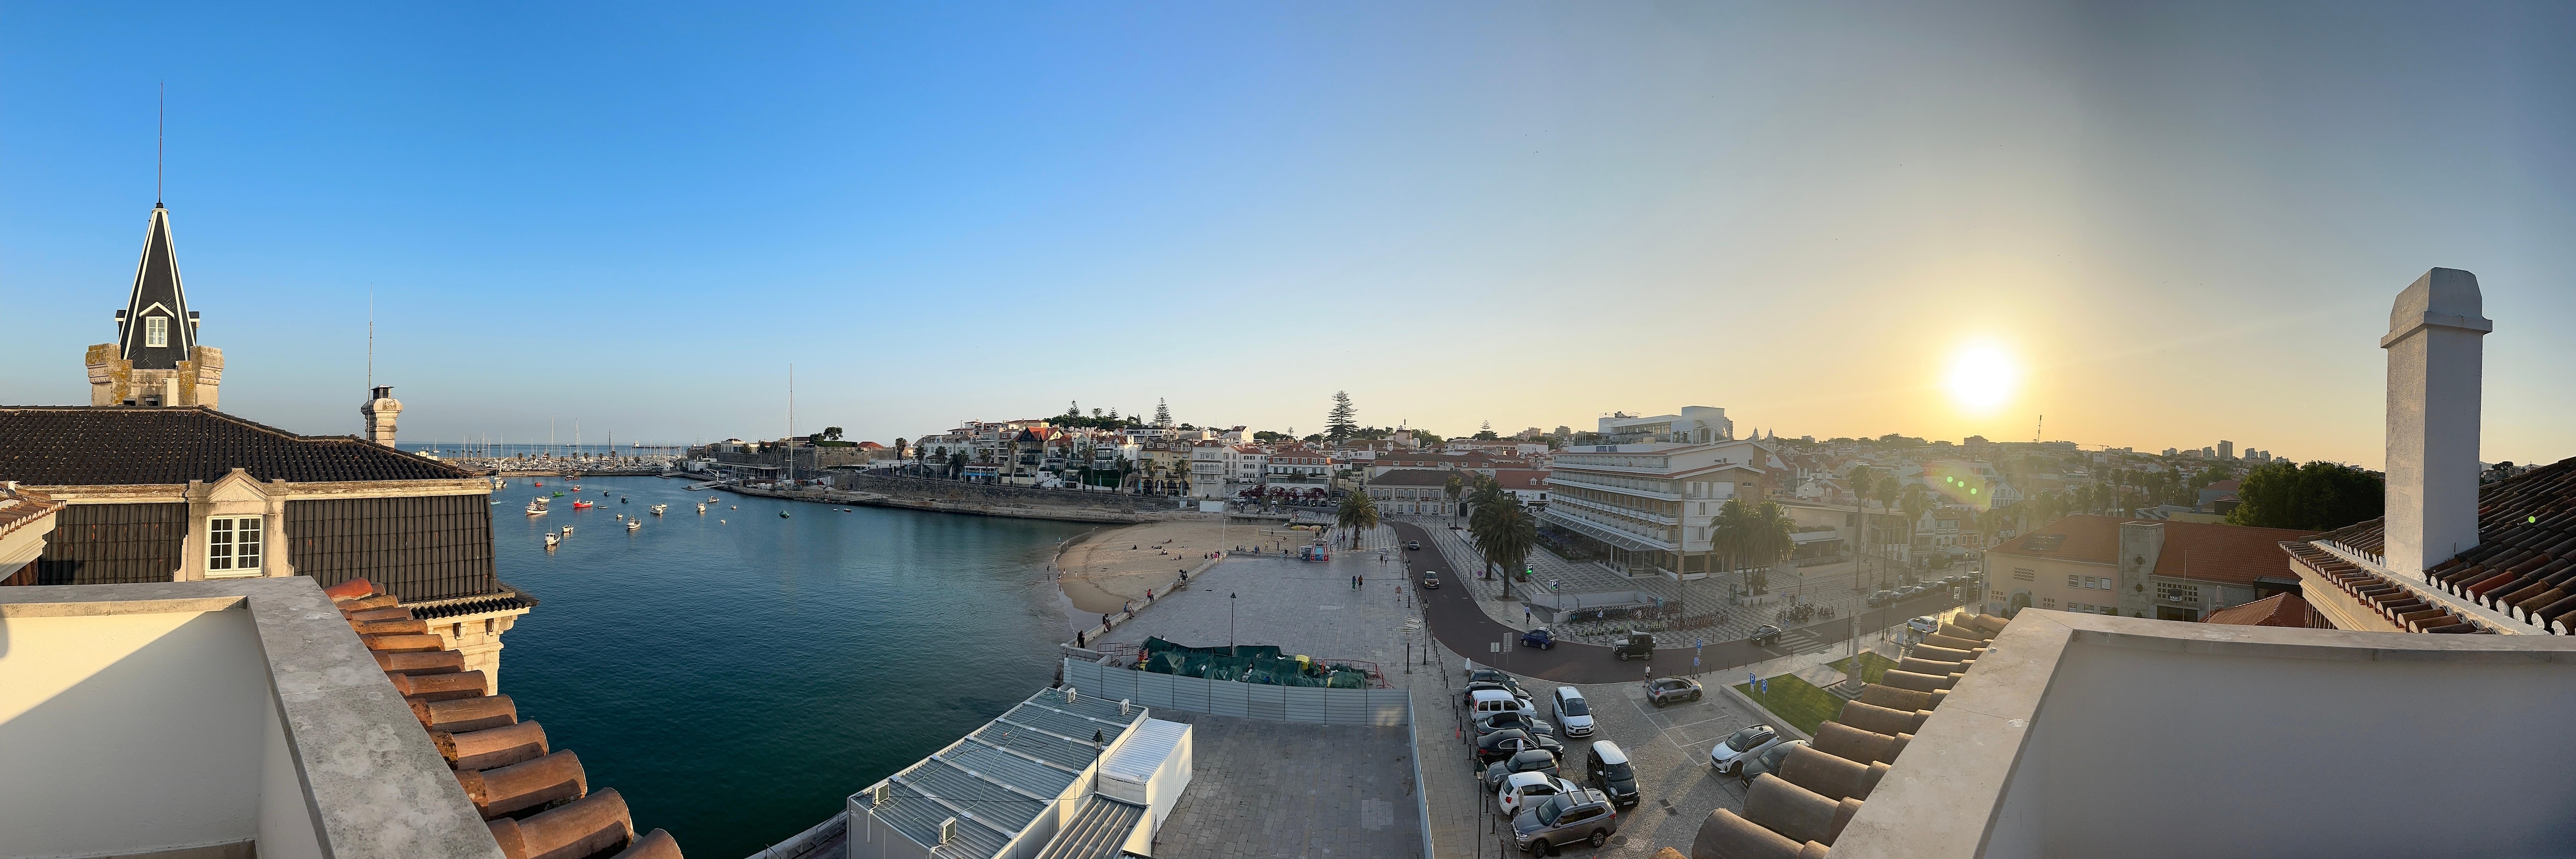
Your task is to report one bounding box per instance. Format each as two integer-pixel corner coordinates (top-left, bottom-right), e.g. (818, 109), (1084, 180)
(118, 204), (195, 369)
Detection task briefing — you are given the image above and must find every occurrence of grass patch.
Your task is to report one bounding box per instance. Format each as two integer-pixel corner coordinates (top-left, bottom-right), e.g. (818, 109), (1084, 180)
(1731, 675), (1844, 737)
(1828, 651), (1901, 686)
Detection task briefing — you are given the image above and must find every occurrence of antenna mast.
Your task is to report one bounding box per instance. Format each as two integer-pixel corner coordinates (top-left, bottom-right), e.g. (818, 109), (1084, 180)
(367, 289), (375, 389)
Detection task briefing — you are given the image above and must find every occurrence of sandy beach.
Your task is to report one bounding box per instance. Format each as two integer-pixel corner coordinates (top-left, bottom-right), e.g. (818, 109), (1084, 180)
(1053, 518), (1332, 614)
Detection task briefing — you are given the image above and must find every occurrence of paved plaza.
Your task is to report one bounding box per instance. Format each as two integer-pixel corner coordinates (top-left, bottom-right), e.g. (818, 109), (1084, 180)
(1094, 524), (1430, 671)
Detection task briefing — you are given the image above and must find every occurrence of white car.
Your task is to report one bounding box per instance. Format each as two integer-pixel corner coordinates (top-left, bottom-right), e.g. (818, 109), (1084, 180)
(1907, 615), (1941, 635)
(1551, 686), (1596, 738)
(1498, 772), (1580, 816)
(1710, 724), (1786, 774)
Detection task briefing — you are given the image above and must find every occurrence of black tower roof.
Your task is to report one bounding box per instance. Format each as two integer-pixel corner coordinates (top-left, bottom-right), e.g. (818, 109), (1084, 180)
(114, 204), (196, 369)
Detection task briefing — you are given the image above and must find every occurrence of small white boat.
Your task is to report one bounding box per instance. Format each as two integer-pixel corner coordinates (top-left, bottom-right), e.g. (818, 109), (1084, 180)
(545, 534), (558, 547)
(706, 496), (721, 504)
(526, 501), (548, 516)
(650, 504), (668, 514)
(561, 525), (573, 536)
(697, 504), (707, 513)
(626, 520), (641, 531)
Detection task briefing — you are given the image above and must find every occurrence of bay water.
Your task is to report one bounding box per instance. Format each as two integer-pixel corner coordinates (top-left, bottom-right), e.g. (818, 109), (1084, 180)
(489, 476), (1091, 857)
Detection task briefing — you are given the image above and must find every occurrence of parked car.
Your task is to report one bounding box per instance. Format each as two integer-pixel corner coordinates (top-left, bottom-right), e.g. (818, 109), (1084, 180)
(1512, 788), (1621, 854)
(1645, 677), (1703, 707)
(1474, 729), (1565, 765)
(1550, 687), (1596, 738)
(1484, 748), (1564, 789)
(1735, 739), (1809, 785)
(1749, 624), (1784, 647)
(1466, 668), (1524, 692)
(1866, 590), (1897, 607)
(1708, 724), (1785, 774)
(1476, 710), (1548, 737)
(1520, 627), (1557, 650)
(1907, 615), (1941, 635)
(1421, 570), (1440, 589)
(1468, 688), (1536, 721)
(1582, 741), (1639, 807)
(1895, 585), (1925, 599)
(1612, 631), (1655, 660)
(1406, 540), (1422, 551)
(1498, 772), (1579, 816)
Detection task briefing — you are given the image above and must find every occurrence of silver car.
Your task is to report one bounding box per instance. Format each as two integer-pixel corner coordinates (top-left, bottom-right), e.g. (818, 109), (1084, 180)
(1709, 724), (1785, 775)
(1551, 686), (1596, 738)
(1512, 787), (1621, 854)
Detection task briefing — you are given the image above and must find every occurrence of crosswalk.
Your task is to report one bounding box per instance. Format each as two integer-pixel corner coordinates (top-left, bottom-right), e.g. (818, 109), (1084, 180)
(1772, 627), (1831, 656)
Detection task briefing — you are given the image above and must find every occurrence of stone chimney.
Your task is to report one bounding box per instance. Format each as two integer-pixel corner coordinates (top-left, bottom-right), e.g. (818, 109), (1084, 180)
(361, 385), (402, 448)
(2381, 268), (2491, 574)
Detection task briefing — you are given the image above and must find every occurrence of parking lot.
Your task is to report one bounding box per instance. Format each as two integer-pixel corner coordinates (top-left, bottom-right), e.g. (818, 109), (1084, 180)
(1425, 664), (1780, 857)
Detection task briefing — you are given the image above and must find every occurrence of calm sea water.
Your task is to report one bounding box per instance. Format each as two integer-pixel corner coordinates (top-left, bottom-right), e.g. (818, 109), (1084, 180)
(489, 476), (1091, 857)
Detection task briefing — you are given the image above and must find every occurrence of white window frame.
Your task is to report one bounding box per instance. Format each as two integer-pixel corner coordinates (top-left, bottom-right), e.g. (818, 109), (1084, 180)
(206, 516), (264, 578)
(145, 315), (170, 348)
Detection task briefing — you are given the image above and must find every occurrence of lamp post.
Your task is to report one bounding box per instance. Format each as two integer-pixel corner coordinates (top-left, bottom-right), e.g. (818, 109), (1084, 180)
(1230, 592), (1238, 650)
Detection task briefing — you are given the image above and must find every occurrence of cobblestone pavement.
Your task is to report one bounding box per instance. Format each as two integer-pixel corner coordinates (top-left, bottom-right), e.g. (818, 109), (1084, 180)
(1402, 517), (1969, 651)
(1152, 709), (1425, 859)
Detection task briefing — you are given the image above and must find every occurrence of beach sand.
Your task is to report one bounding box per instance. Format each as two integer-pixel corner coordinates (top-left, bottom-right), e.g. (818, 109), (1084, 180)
(1053, 518), (1329, 614)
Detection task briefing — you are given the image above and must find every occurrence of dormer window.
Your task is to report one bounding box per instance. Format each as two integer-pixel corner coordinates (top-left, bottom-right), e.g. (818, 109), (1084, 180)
(207, 516), (263, 577)
(145, 315), (170, 347)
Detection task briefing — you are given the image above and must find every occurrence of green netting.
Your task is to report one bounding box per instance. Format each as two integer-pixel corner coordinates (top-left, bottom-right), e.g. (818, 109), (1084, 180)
(1135, 636), (1369, 688)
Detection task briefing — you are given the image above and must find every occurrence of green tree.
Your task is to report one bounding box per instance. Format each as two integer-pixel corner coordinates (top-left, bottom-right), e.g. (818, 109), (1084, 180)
(2227, 461), (2384, 530)
(1326, 391), (1359, 441)
(1336, 490), (1380, 547)
(1898, 485), (1933, 576)
(1444, 474), (1464, 526)
(823, 426), (844, 440)
(1154, 398), (1173, 426)
(1473, 501), (1539, 601)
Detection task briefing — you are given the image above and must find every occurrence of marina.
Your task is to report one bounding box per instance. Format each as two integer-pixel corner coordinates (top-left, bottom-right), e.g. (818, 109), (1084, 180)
(485, 475), (1092, 857)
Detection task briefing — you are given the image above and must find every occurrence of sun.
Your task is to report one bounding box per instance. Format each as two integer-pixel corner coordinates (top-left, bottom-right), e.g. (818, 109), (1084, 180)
(1946, 344), (2017, 411)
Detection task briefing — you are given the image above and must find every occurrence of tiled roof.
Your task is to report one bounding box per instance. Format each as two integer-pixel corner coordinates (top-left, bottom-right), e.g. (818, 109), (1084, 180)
(323, 578), (678, 859)
(0, 406), (474, 486)
(0, 482), (64, 542)
(2202, 593), (2309, 627)
(1494, 469), (1550, 489)
(1369, 469), (1464, 488)
(1987, 514), (2316, 586)
(2283, 541), (2485, 633)
(2357, 457), (2576, 628)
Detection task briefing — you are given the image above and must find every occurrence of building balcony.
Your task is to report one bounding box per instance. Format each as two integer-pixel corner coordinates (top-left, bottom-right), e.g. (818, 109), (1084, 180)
(1550, 492), (1678, 526)
(1540, 505), (1676, 553)
(1547, 472), (1682, 500)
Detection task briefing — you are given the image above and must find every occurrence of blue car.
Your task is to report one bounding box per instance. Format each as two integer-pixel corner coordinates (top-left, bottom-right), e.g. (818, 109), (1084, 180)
(1520, 627), (1556, 650)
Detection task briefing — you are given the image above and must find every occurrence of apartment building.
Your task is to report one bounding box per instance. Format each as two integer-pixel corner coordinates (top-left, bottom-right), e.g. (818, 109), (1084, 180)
(1538, 439), (1780, 578)
(1364, 469), (1458, 516)
(1981, 515), (2316, 621)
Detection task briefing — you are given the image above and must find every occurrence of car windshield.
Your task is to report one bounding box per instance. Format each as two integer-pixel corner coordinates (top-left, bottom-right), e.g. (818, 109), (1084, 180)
(1560, 698), (1589, 716)
(1603, 762), (1635, 781)
(1726, 727), (1774, 751)
(1535, 795), (1570, 825)
(1761, 743), (1800, 767)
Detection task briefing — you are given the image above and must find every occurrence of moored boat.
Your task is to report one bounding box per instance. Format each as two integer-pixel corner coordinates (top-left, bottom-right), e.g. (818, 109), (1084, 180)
(626, 520), (641, 531)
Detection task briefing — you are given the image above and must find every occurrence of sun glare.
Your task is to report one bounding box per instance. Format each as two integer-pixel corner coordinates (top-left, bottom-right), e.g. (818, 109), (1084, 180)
(1946, 345), (2016, 411)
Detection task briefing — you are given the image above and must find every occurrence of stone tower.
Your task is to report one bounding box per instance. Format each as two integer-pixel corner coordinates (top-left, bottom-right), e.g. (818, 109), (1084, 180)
(362, 386), (402, 447)
(88, 203), (223, 407)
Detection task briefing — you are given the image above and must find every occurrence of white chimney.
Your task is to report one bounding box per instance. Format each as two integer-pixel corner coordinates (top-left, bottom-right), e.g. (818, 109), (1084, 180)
(2381, 268), (2491, 575)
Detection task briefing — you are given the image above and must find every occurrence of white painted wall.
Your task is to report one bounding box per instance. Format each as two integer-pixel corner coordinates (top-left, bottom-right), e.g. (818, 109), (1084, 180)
(0, 609), (273, 857)
(1990, 637), (2576, 858)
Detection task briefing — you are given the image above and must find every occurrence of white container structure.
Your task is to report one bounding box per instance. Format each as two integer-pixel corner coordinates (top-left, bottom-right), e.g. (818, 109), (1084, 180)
(1097, 717), (1193, 834)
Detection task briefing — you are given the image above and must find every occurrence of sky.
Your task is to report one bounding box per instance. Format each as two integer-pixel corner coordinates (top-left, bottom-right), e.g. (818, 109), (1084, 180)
(3, 2), (2571, 468)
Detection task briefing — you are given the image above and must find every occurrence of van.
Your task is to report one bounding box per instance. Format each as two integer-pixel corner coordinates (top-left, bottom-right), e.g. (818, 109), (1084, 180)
(1470, 689), (1528, 720)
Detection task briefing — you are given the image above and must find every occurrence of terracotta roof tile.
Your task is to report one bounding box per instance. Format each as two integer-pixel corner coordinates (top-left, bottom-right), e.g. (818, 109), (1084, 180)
(1987, 514), (2317, 587)
(0, 406), (473, 485)
(2201, 593), (2309, 627)
(328, 577), (679, 859)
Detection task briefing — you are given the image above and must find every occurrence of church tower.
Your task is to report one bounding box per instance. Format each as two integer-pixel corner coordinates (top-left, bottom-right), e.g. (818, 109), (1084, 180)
(87, 203), (223, 407)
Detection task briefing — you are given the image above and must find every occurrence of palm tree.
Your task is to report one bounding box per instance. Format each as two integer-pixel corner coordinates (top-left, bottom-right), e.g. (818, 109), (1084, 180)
(1336, 491), (1380, 548)
(1444, 474), (1464, 525)
(1747, 501), (1797, 596)
(1898, 485), (1933, 583)
(1474, 502), (1539, 602)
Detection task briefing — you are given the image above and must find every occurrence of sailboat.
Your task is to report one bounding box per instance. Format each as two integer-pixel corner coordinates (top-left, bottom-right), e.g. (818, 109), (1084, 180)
(626, 519), (641, 531)
(545, 534), (558, 548)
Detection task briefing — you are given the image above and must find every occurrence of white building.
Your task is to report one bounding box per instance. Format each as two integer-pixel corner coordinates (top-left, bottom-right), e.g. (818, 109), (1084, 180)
(1539, 438), (1783, 578)
(1596, 406), (1732, 443)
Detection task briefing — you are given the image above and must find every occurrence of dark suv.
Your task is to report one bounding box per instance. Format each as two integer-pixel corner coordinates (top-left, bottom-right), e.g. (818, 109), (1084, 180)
(1612, 631), (1655, 660)
(1512, 787), (1620, 854)
(1582, 741), (1639, 808)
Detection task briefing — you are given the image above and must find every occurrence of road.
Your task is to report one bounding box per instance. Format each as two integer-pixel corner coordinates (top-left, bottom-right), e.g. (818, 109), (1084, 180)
(1388, 519), (1964, 684)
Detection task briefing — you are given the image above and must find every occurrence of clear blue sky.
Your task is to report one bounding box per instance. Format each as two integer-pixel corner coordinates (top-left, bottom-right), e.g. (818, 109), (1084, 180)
(4, 2), (2571, 466)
